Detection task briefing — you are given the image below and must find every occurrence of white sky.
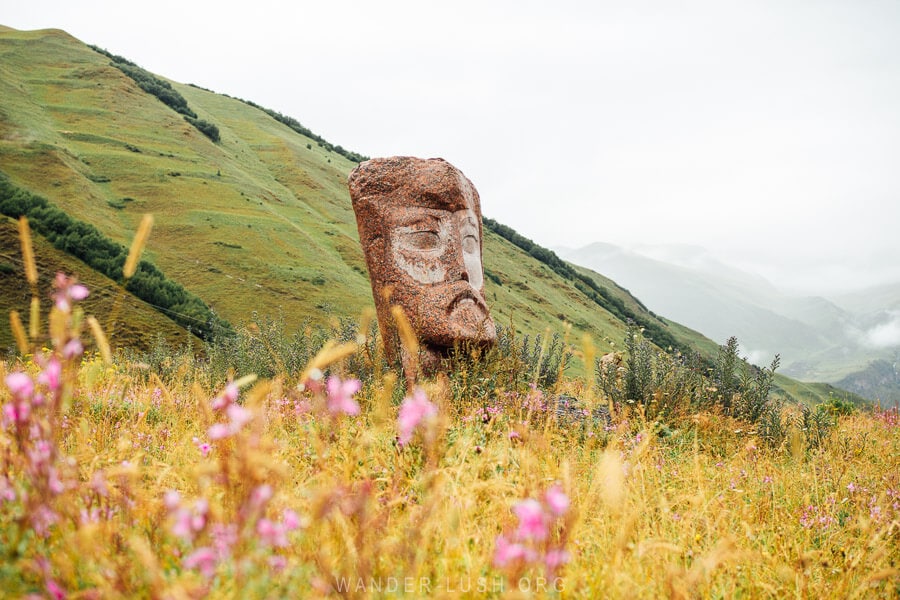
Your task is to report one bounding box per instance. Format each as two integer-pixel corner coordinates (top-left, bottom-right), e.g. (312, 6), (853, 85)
(6, 0), (900, 295)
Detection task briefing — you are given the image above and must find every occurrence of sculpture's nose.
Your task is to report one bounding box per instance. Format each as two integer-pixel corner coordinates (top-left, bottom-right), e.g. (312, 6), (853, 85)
(447, 232), (470, 284)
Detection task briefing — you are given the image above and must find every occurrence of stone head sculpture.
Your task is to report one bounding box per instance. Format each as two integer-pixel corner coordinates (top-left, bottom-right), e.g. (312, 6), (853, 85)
(348, 156), (497, 376)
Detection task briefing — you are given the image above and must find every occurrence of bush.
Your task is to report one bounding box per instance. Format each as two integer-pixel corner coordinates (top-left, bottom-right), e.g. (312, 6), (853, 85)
(597, 324), (704, 421)
(494, 327), (571, 390)
(91, 46), (223, 143)
(597, 328), (823, 448)
(112, 62), (196, 117)
(184, 117), (220, 143)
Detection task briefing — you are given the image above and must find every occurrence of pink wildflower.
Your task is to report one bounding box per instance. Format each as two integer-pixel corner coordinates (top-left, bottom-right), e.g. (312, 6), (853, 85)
(45, 579), (66, 600)
(493, 534), (533, 567)
(0, 476), (16, 502)
(37, 359), (61, 392)
(171, 510), (193, 541)
(256, 518), (289, 548)
(545, 485), (570, 517)
(325, 376), (361, 416)
(52, 273), (88, 311)
(268, 555), (288, 571)
(183, 547), (218, 578)
(283, 508), (301, 531)
(207, 423), (230, 440)
(164, 490), (181, 510)
(544, 548), (571, 572)
(5, 372), (34, 399)
(191, 499), (209, 531)
(47, 467), (64, 494)
(212, 382), (239, 410)
(211, 523), (237, 557)
(62, 339), (84, 360)
(250, 484), (274, 510)
(2, 401), (30, 427)
(69, 284), (88, 301)
(31, 504), (59, 537)
(168, 495), (208, 542)
(227, 403), (251, 428)
(513, 498), (548, 541)
(397, 388), (437, 445)
(208, 404), (252, 440)
(80, 507), (101, 524)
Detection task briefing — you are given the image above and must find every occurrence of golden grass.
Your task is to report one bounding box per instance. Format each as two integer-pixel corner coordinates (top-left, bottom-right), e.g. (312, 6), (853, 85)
(1, 285), (897, 598)
(123, 214), (154, 280)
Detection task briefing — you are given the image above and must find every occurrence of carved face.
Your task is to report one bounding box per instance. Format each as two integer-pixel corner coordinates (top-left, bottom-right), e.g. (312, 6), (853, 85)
(385, 203), (493, 348)
(349, 157), (497, 369)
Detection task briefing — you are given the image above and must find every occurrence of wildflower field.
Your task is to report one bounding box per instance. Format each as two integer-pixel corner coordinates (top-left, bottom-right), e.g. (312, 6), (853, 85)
(2, 219), (898, 599)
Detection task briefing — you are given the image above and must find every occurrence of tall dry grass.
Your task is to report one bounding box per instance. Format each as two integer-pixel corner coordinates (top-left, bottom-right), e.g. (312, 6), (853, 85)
(0, 220), (897, 598)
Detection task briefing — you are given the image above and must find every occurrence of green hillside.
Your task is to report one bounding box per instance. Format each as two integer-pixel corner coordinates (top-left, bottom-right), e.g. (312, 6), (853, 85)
(0, 25), (857, 406)
(0, 215), (193, 352)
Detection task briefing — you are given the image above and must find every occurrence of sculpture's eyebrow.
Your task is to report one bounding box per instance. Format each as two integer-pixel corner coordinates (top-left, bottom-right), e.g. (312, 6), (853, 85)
(459, 214), (478, 228)
(396, 213), (440, 228)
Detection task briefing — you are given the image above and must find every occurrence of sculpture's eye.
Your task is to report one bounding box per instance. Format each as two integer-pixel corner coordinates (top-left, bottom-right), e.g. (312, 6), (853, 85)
(462, 234), (479, 254)
(403, 230), (441, 251)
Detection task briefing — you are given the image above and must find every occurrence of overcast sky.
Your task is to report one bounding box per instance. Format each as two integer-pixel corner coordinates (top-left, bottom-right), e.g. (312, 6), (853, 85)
(6, 1), (900, 295)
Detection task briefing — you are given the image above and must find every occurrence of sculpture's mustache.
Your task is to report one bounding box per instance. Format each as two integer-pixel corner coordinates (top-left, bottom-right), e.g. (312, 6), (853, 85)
(445, 282), (489, 315)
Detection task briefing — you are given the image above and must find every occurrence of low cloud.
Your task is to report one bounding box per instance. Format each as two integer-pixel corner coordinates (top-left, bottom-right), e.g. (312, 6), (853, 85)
(862, 311), (900, 349)
(738, 345), (773, 368)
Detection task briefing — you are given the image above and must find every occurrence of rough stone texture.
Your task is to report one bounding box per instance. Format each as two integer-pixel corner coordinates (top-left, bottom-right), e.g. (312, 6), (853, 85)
(348, 156), (497, 377)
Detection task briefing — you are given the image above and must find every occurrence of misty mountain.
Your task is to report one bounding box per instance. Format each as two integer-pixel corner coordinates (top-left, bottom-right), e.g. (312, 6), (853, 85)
(559, 242), (900, 401)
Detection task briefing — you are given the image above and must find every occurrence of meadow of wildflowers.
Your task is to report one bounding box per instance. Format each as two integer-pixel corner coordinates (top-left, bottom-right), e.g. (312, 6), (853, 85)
(1, 219), (898, 598)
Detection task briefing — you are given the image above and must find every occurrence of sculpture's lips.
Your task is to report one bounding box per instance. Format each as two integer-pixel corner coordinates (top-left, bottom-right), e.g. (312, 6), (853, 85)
(447, 287), (488, 315)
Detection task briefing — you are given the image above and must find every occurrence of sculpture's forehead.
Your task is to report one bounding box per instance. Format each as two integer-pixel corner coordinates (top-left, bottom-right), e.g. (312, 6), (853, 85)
(373, 193), (474, 217)
(349, 156), (479, 213)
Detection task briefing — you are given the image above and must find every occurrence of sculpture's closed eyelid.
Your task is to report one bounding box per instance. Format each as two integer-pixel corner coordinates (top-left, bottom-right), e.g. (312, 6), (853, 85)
(402, 229), (442, 251)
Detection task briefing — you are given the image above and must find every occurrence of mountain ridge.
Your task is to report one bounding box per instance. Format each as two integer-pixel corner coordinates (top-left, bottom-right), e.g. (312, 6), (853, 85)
(559, 241), (900, 402)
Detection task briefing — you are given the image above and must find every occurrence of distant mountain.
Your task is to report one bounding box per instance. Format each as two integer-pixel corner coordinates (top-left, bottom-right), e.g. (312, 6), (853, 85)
(833, 281), (900, 315)
(560, 243), (838, 366)
(560, 242), (900, 402)
(836, 358), (900, 404)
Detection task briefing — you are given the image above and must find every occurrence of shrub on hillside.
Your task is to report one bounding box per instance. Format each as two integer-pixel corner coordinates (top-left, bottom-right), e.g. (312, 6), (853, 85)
(597, 324), (705, 421)
(112, 62), (197, 118)
(598, 326), (829, 448)
(0, 177), (230, 340)
(90, 45), (223, 143)
(184, 117), (220, 143)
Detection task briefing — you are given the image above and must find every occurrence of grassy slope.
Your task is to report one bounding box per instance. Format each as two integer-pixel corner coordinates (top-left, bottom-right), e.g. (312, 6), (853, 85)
(0, 216), (192, 352)
(0, 27), (631, 350)
(0, 26), (850, 405)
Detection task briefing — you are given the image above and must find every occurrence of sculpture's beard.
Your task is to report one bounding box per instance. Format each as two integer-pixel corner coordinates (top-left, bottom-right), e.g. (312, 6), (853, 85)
(446, 286), (493, 339)
(394, 279), (496, 351)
